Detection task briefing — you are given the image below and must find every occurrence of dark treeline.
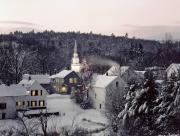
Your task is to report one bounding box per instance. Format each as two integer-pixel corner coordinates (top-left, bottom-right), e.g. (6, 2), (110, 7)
(0, 30), (180, 84)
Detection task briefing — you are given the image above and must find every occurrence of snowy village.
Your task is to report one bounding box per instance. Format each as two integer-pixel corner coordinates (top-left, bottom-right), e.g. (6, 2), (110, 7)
(1, 0), (180, 136)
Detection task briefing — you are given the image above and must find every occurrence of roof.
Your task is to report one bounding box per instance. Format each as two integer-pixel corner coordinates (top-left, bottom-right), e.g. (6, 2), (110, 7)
(93, 75), (118, 88)
(50, 70), (73, 79)
(19, 79), (35, 85)
(166, 63), (180, 72)
(0, 84), (28, 97)
(135, 70), (146, 77)
(120, 66), (130, 76)
(106, 65), (120, 76)
(19, 79), (37, 89)
(105, 65), (131, 76)
(41, 84), (56, 94)
(22, 74), (51, 84)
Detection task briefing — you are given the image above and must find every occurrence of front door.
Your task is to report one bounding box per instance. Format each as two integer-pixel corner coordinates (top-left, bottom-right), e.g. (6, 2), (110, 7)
(2, 113), (5, 119)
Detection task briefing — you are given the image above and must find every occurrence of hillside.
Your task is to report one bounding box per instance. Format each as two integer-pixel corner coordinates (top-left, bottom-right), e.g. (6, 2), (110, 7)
(0, 31), (180, 84)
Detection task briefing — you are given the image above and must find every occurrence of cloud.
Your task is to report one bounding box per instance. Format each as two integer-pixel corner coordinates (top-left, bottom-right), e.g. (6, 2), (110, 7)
(0, 21), (37, 26)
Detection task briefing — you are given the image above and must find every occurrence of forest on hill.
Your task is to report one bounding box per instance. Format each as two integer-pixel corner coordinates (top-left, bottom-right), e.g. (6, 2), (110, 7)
(0, 31), (180, 84)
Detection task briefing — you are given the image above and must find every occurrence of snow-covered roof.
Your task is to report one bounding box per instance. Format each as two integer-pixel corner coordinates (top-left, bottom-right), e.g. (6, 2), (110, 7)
(135, 70), (146, 77)
(0, 84), (28, 97)
(155, 80), (164, 84)
(105, 65), (131, 76)
(22, 74), (50, 84)
(19, 79), (35, 85)
(93, 75), (118, 88)
(50, 70), (73, 79)
(166, 63), (180, 72)
(105, 65), (120, 76)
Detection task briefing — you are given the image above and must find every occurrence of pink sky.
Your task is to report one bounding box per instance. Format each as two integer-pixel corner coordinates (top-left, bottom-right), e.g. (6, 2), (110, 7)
(0, 0), (180, 40)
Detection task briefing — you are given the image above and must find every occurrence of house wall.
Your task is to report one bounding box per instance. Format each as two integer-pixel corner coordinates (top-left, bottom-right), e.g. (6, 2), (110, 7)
(0, 96), (17, 119)
(27, 82), (47, 109)
(90, 87), (106, 111)
(90, 76), (127, 112)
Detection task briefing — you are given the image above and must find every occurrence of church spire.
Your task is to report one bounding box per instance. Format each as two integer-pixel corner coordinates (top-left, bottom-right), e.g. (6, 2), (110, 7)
(74, 40), (77, 54)
(71, 40), (81, 72)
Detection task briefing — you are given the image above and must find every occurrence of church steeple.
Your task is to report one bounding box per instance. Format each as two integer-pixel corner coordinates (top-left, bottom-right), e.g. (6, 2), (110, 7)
(74, 40), (77, 54)
(71, 40), (81, 72)
(73, 40), (78, 57)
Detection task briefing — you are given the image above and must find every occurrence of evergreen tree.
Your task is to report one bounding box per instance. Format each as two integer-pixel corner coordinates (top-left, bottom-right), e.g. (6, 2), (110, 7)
(118, 72), (158, 136)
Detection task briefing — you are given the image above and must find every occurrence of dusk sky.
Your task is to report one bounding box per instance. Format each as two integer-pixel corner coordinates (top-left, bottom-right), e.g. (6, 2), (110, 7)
(0, 0), (180, 40)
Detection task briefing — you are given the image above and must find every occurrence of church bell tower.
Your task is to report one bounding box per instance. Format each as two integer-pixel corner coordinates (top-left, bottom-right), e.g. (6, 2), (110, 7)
(71, 40), (81, 72)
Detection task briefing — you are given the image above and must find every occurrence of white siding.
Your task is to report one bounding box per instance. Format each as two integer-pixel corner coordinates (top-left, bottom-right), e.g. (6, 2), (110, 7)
(0, 96), (16, 119)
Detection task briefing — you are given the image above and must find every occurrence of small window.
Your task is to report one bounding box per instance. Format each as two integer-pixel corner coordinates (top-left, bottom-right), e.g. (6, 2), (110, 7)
(95, 93), (97, 99)
(31, 90), (39, 96)
(39, 100), (45, 107)
(35, 90), (38, 96)
(100, 104), (102, 109)
(31, 101), (37, 107)
(16, 101), (22, 107)
(59, 78), (64, 83)
(0, 103), (6, 109)
(69, 78), (73, 83)
(116, 82), (119, 88)
(74, 78), (77, 84)
(39, 90), (42, 96)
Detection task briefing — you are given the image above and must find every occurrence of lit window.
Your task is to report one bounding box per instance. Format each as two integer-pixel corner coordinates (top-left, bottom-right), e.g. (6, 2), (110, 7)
(39, 100), (45, 107)
(74, 78), (77, 84)
(38, 90), (42, 96)
(69, 78), (73, 83)
(16, 101), (23, 107)
(31, 90), (39, 96)
(31, 101), (37, 107)
(60, 87), (67, 93)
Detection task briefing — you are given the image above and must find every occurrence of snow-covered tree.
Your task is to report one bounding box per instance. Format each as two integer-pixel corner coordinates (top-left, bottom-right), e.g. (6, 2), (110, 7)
(154, 80), (180, 135)
(1, 42), (36, 83)
(118, 72), (158, 136)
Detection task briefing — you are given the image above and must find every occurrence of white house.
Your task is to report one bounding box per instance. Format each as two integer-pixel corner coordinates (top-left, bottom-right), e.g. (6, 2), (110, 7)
(106, 65), (140, 84)
(19, 80), (47, 110)
(0, 84), (28, 119)
(166, 63), (180, 79)
(21, 74), (55, 94)
(89, 74), (127, 111)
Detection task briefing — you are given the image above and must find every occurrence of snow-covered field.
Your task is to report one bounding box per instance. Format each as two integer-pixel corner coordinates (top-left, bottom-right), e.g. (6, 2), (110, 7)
(47, 94), (108, 130)
(0, 94), (108, 135)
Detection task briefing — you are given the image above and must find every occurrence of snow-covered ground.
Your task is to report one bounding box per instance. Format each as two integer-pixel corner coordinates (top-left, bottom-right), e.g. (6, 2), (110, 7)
(47, 94), (108, 130)
(0, 94), (108, 135)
